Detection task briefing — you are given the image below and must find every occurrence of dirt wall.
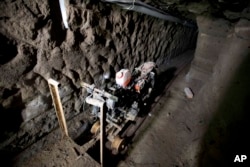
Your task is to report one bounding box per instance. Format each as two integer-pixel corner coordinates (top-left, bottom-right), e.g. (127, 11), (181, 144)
(0, 0), (197, 158)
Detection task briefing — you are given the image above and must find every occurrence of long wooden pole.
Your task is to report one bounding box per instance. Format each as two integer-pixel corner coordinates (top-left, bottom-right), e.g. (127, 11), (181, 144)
(48, 78), (69, 137)
(100, 104), (106, 167)
(85, 97), (105, 167)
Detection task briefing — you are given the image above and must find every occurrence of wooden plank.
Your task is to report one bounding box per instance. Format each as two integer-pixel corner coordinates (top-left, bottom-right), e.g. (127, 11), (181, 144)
(48, 78), (69, 137)
(84, 96), (106, 166)
(100, 104), (106, 167)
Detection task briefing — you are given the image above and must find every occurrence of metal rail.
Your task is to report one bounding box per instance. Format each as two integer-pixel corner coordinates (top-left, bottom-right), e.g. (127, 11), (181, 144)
(102, 0), (196, 28)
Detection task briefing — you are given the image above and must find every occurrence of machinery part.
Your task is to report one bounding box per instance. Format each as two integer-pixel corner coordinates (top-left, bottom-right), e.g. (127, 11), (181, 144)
(137, 61), (156, 76)
(111, 136), (127, 153)
(115, 69), (132, 88)
(86, 97), (104, 108)
(184, 87), (194, 99)
(91, 121), (100, 135)
(80, 82), (118, 102)
(105, 140), (112, 150)
(126, 107), (139, 121)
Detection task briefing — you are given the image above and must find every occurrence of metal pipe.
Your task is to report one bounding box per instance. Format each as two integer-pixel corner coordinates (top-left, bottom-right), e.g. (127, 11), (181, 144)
(102, 0), (196, 28)
(59, 0), (69, 29)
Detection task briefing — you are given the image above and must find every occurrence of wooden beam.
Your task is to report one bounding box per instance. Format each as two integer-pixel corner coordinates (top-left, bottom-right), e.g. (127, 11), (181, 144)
(48, 78), (69, 137)
(85, 97), (105, 167)
(100, 104), (106, 167)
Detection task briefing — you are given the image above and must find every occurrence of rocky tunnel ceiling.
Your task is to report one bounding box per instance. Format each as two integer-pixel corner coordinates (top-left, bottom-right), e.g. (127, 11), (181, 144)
(0, 0), (250, 166)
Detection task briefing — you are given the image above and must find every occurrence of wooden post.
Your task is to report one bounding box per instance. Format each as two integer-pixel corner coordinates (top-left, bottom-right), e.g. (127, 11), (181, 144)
(48, 78), (69, 137)
(85, 97), (106, 166)
(100, 103), (106, 167)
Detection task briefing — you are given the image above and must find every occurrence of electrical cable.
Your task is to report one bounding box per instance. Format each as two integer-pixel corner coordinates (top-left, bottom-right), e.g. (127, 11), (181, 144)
(101, 0), (197, 28)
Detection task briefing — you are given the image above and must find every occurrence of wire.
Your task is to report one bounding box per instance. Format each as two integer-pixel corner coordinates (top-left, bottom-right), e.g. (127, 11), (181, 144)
(127, 0), (136, 10)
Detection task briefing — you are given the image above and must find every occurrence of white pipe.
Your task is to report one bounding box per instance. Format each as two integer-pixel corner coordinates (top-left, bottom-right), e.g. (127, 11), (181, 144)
(59, 0), (69, 29)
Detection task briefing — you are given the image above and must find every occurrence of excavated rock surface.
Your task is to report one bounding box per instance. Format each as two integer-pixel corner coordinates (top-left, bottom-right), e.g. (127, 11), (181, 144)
(0, 0), (197, 163)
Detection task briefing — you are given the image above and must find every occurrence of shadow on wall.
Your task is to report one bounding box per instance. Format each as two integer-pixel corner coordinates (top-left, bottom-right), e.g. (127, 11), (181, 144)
(0, 104), (24, 139)
(0, 34), (17, 65)
(198, 54), (250, 167)
(154, 67), (177, 96)
(0, 91), (24, 165)
(0, 90), (24, 139)
(48, 0), (66, 46)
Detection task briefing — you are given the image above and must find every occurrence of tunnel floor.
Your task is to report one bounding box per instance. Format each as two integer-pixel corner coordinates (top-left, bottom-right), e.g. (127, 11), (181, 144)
(12, 48), (250, 167)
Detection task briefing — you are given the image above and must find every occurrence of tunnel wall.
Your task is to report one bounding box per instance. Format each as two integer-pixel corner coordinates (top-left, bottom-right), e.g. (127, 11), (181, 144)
(0, 0), (196, 156)
(182, 16), (250, 166)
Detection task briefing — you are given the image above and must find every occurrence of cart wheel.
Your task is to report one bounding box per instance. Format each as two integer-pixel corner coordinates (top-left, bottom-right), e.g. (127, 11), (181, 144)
(111, 136), (127, 154)
(105, 141), (112, 150)
(90, 121), (100, 135)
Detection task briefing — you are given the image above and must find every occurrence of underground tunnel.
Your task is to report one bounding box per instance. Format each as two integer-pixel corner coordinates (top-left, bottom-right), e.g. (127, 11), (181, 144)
(0, 0), (250, 166)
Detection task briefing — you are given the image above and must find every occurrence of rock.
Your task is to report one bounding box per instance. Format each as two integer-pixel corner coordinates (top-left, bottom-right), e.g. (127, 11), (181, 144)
(21, 95), (51, 122)
(0, 44), (37, 87)
(33, 50), (52, 80)
(65, 30), (75, 49)
(184, 87), (194, 99)
(188, 2), (210, 15)
(223, 10), (241, 20)
(35, 76), (49, 96)
(197, 16), (232, 37)
(74, 97), (83, 113)
(83, 27), (95, 45)
(48, 47), (64, 71)
(235, 19), (250, 40)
